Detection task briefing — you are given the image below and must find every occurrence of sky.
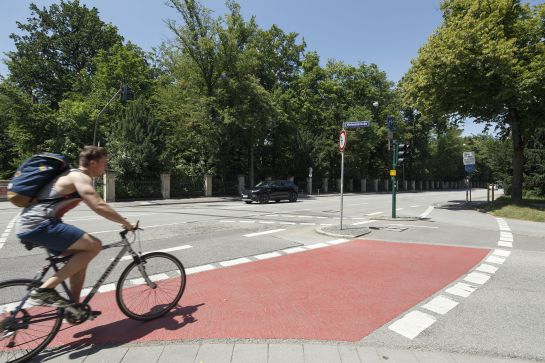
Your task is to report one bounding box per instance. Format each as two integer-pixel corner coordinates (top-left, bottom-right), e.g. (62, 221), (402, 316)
(1, 0), (536, 136)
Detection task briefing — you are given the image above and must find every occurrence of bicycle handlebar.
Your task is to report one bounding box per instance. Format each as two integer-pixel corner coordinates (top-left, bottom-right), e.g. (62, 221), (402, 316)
(119, 220), (141, 238)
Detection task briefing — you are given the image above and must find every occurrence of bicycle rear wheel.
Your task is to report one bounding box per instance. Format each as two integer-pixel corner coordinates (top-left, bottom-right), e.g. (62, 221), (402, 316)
(116, 252), (186, 321)
(0, 279), (62, 363)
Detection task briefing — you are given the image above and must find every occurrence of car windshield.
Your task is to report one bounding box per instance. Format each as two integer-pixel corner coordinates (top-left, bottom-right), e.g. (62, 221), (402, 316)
(255, 181), (271, 187)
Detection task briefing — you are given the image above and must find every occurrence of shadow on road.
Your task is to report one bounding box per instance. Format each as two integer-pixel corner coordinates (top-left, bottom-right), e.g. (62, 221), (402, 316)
(33, 303), (204, 362)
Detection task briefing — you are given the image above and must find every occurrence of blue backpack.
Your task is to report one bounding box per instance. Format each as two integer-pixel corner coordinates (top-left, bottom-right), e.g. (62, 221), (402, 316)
(7, 153), (69, 207)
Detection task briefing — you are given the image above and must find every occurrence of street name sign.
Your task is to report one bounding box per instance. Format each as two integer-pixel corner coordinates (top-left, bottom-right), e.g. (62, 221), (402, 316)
(344, 121), (370, 129)
(463, 151), (475, 165)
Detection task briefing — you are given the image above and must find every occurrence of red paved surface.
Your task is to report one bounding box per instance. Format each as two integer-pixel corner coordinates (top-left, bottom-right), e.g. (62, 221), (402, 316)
(50, 239), (488, 346)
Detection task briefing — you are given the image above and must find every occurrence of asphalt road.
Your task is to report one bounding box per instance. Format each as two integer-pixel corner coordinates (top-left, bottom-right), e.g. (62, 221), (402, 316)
(1, 188), (544, 361)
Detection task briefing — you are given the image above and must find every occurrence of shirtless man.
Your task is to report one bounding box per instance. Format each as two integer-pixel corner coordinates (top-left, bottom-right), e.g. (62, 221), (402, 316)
(16, 146), (136, 306)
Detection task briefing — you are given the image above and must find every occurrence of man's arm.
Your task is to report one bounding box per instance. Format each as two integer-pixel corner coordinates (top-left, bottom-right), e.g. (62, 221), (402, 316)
(72, 172), (134, 230)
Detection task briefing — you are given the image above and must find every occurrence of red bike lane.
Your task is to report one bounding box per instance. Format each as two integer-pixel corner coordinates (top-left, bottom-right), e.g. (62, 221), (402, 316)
(50, 239), (489, 346)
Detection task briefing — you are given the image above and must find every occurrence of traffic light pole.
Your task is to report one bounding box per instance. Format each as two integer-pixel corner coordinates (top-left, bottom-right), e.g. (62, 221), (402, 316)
(392, 140), (398, 219)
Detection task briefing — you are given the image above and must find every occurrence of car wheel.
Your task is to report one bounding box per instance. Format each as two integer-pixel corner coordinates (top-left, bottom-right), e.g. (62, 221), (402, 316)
(289, 192), (298, 202)
(259, 194), (270, 204)
(275, 199), (280, 203)
(245, 201), (252, 204)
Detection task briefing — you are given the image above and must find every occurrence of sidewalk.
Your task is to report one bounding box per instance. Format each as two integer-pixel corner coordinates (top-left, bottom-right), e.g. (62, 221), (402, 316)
(35, 341), (536, 363)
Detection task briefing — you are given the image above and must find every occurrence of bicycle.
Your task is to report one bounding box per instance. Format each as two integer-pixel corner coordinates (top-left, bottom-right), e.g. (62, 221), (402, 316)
(0, 226), (187, 363)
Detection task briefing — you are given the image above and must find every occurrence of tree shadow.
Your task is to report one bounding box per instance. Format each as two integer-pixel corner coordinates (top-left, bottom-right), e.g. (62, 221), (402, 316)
(32, 303), (204, 362)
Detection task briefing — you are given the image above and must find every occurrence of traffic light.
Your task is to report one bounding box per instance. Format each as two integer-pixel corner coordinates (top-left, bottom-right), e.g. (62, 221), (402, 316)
(397, 143), (410, 164)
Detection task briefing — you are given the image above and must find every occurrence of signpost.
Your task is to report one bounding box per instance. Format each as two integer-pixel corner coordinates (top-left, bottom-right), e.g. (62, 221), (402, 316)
(338, 122), (370, 229)
(463, 151), (476, 202)
(339, 129), (347, 229)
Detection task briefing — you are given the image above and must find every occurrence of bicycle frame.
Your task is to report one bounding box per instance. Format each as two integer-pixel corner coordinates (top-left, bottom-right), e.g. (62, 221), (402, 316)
(11, 231), (153, 316)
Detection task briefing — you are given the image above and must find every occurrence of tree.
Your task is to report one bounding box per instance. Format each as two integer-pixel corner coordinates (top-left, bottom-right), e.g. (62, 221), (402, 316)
(401, 0), (545, 203)
(6, 0), (123, 108)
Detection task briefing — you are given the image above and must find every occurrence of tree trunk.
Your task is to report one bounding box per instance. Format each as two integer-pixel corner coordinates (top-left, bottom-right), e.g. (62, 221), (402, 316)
(510, 116), (525, 204)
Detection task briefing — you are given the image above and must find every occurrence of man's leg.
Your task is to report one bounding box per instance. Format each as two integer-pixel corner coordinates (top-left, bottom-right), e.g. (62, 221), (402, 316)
(39, 234), (101, 292)
(69, 269), (86, 303)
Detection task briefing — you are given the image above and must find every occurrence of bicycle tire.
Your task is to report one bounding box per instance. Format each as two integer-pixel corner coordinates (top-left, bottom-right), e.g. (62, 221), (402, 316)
(0, 279), (63, 363)
(116, 252), (186, 321)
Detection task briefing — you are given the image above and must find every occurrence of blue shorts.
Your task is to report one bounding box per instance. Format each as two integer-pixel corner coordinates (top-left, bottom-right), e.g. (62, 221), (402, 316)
(17, 219), (85, 255)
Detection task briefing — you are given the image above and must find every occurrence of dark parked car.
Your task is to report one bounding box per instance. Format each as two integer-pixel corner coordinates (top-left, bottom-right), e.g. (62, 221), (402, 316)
(241, 180), (298, 204)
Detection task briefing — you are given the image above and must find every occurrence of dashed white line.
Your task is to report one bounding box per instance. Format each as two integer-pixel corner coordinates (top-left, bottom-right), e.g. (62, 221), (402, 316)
(498, 241), (513, 248)
(445, 282), (477, 298)
(476, 264), (498, 274)
(352, 220), (374, 226)
(243, 229), (285, 237)
(254, 252), (282, 260)
(115, 245), (193, 261)
(388, 310), (436, 340)
(220, 257), (252, 267)
(419, 206), (434, 218)
(486, 256), (505, 264)
(464, 272), (491, 285)
(283, 247), (306, 254)
(421, 295), (459, 315)
(366, 212), (383, 216)
(186, 264), (215, 274)
(306, 242), (329, 249)
(493, 249), (511, 257)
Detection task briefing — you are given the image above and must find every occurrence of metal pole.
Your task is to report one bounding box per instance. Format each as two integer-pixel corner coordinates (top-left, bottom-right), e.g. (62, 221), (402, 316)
(340, 151), (344, 230)
(392, 141), (397, 218)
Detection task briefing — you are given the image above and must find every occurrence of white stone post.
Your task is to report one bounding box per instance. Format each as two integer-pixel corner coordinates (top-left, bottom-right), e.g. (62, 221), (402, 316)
(238, 175), (246, 194)
(322, 178), (329, 193)
(160, 173), (170, 199)
(204, 174), (213, 197)
(307, 177), (312, 195)
(374, 179), (379, 192)
(361, 178), (366, 193)
(103, 170), (116, 202)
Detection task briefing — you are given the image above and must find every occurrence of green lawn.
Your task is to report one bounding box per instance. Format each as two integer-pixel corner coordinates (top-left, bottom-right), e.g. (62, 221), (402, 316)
(480, 195), (545, 222)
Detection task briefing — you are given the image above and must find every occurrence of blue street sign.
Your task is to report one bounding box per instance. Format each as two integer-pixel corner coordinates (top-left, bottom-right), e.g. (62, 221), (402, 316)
(386, 115), (394, 131)
(344, 121), (371, 129)
(465, 164), (475, 173)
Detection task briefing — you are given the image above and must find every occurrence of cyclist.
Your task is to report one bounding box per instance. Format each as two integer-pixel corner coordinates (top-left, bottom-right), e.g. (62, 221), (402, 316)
(15, 145), (136, 307)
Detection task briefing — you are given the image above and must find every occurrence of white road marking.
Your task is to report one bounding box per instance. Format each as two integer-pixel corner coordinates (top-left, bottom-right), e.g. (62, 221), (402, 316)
(352, 220), (374, 226)
(366, 212), (383, 216)
(396, 208), (403, 211)
(243, 229), (285, 237)
(486, 256), (506, 264)
(115, 245), (193, 261)
(320, 223), (333, 226)
(421, 295), (459, 315)
(445, 282), (477, 298)
(300, 223), (316, 226)
(476, 264), (498, 274)
(419, 206), (434, 218)
(92, 222), (187, 235)
(284, 247), (306, 254)
(258, 221), (276, 224)
(410, 205), (421, 208)
(220, 257), (251, 267)
(464, 272), (491, 285)
(186, 264), (215, 274)
(493, 249), (511, 257)
(97, 284), (116, 293)
(239, 220), (255, 224)
(388, 310), (436, 339)
(326, 239), (349, 245)
(387, 224), (439, 229)
(220, 220), (235, 223)
(306, 242), (329, 249)
(278, 222), (296, 225)
(498, 241), (513, 248)
(255, 252), (282, 260)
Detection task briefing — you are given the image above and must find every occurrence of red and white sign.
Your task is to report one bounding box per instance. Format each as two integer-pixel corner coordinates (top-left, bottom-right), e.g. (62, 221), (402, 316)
(339, 129), (347, 152)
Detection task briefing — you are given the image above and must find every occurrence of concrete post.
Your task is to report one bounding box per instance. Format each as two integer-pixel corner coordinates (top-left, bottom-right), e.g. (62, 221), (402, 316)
(336, 178), (342, 192)
(411, 180), (416, 191)
(374, 179), (379, 192)
(0, 180), (7, 201)
(419, 180), (423, 191)
(160, 173), (170, 199)
(103, 170), (116, 202)
(347, 178), (353, 192)
(403, 180), (408, 191)
(238, 175), (246, 194)
(322, 178), (329, 193)
(204, 174), (213, 197)
(384, 179), (389, 192)
(361, 178), (366, 193)
(307, 177), (312, 195)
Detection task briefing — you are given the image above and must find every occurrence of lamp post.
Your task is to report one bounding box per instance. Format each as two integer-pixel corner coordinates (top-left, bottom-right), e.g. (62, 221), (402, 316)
(92, 84), (125, 146)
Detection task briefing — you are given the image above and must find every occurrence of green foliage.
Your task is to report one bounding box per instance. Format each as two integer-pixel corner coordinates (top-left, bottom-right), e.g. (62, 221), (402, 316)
(107, 97), (166, 178)
(6, 0), (123, 107)
(401, 0), (545, 202)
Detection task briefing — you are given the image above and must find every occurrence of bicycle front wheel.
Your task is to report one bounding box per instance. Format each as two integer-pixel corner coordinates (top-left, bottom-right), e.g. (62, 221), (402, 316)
(116, 252), (186, 321)
(0, 279), (63, 363)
